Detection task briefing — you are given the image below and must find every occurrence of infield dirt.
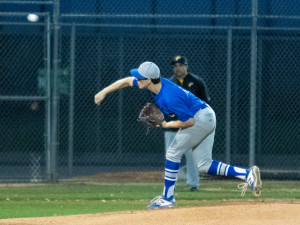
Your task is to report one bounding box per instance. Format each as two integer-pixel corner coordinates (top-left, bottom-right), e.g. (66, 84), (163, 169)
(1, 202), (299, 225)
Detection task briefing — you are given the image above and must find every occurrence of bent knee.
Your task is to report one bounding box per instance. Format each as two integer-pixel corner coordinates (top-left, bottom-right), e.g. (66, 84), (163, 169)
(197, 159), (213, 173)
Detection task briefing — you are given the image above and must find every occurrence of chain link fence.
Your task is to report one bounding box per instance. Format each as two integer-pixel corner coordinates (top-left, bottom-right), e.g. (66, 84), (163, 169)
(0, 0), (299, 182)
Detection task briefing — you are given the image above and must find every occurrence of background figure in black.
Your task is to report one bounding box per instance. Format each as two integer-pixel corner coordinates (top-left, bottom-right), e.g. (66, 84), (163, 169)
(164, 56), (210, 192)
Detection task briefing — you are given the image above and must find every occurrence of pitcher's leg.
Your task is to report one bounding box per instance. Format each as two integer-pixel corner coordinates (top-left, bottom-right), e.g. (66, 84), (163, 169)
(192, 130), (262, 197)
(163, 130), (188, 203)
(193, 130), (248, 180)
(163, 159), (180, 201)
(156, 109), (217, 208)
(164, 123), (208, 202)
(192, 129), (215, 173)
(164, 131), (176, 156)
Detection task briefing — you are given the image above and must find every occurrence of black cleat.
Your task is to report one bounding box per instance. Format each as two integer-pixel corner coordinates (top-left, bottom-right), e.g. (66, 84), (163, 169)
(190, 187), (199, 192)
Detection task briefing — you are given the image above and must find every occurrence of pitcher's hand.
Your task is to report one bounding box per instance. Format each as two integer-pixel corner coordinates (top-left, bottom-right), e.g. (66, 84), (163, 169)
(94, 91), (106, 105)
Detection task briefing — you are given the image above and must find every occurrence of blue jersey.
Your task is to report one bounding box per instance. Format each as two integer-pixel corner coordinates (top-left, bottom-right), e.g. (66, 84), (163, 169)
(133, 78), (207, 122)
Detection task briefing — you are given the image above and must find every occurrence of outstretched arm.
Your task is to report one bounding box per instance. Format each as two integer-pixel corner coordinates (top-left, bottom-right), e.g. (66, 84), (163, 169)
(94, 77), (135, 105)
(162, 118), (195, 129)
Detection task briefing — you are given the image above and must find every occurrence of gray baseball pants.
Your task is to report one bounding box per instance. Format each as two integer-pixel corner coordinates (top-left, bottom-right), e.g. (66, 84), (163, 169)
(166, 105), (216, 173)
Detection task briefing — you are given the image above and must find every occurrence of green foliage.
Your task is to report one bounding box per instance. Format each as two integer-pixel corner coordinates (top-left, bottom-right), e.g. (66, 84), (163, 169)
(0, 180), (299, 219)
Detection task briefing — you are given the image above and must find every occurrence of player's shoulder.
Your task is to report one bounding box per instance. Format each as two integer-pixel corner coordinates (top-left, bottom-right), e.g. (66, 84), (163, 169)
(187, 73), (203, 81)
(162, 77), (176, 85)
(162, 78), (185, 94)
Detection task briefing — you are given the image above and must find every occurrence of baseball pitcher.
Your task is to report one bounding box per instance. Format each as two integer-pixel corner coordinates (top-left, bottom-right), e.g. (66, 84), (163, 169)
(94, 61), (262, 209)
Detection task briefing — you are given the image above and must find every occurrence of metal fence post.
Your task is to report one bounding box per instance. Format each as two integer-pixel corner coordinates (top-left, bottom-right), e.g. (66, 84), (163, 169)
(117, 35), (124, 155)
(249, 0), (258, 167)
(50, 0), (60, 183)
(226, 27), (233, 164)
(45, 13), (52, 180)
(68, 23), (76, 177)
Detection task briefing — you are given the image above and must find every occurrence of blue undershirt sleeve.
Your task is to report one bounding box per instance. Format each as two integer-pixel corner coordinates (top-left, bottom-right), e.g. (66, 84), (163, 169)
(132, 79), (138, 87)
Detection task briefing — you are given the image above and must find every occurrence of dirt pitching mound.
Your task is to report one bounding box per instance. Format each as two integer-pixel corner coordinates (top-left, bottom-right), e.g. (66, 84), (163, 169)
(1, 202), (299, 225)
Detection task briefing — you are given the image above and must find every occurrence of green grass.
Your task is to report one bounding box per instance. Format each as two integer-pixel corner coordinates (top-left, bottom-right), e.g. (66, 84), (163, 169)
(0, 180), (299, 219)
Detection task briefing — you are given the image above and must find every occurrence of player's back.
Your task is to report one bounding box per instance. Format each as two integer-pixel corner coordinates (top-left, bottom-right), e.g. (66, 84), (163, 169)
(154, 78), (207, 121)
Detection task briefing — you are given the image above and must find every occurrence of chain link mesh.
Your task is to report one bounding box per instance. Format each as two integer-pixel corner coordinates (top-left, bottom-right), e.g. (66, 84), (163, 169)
(0, 1), (299, 182)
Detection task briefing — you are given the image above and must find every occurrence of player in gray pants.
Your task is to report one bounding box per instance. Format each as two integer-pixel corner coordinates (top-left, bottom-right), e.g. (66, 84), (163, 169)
(94, 61), (262, 209)
(165, 55), (211, 192)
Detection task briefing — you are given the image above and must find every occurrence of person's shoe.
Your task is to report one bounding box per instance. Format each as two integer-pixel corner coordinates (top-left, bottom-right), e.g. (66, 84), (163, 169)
(248, 166), (262, 197)
(190, 187), (199, 192)
(238, 166), (262, 197)
(147, 195), (176, 209)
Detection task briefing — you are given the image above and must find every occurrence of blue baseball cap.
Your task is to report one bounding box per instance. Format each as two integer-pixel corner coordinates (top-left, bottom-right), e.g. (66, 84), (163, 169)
(130, 62), (160, 79)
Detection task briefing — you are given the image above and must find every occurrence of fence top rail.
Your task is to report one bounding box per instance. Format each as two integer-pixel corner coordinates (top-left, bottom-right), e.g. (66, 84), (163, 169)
(0, 12), (50, 16)
(61, 13), (300, 20)
(0, 21), (299, 32)
(60, 22), (252, 30)
(0, 21), (45, 25)
(0, 96), (48, 101)
(61, 13), (252, 19)
(59, 22), (300, 32)
(1, 12), (299, 22)
(0, 1), (53, 4)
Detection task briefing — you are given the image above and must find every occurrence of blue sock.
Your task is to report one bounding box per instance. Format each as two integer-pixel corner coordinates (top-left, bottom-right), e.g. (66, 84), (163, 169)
(208, 160), (249, 181)
(163, 159), (180, 201)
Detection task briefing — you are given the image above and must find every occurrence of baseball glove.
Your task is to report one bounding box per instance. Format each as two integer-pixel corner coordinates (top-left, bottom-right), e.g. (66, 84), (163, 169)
(138, 103), (164, 128)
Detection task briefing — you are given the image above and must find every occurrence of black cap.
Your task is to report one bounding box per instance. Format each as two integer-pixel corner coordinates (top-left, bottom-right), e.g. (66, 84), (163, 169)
(171, 56), (188, 65)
